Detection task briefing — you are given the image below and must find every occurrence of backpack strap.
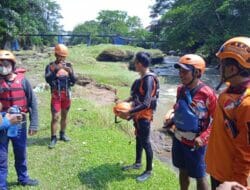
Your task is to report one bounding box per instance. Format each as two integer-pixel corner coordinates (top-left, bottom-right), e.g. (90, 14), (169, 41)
(190, 83), (205, 98)
(219, 88), (250, 138)
(218, 102), (239, 138)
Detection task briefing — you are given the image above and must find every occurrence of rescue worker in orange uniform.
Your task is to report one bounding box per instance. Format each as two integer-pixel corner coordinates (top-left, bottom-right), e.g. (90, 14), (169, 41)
(118, 52), (159, 182)
(206, 37), (250, 189)
(165, 54), (217, 190)
(45, 44), (76, 149)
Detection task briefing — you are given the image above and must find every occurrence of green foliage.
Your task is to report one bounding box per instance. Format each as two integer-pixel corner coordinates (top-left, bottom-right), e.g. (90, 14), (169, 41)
(70, 20), (101, 45)
(69, 44), (138, 86)
(97, 10), (131, 35)
(69, 10), (152, 47)
(150, 0), (174, 18)
(150, 0), (250, 64)
(0, 0), (62, 48)
(7, 93), (178, 189)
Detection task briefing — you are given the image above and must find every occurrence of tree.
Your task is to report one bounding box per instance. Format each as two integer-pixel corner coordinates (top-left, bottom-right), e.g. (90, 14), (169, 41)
(97, 10), (142, 35)
(69, 10), (151, 46)
(150, 0), (174, 18)
(0, 0), (62, 48)
(70, 20), (100, 45)
(150, 0), (250, 64)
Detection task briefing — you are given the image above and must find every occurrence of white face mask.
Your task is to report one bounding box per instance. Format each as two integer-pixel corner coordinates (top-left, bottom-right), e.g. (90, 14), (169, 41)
(0, 65), (12, 76)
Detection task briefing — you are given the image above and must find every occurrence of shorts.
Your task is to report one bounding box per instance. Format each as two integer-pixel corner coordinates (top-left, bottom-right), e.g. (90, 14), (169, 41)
(51, 90), (71, 113)
(172, 137), (206, 178)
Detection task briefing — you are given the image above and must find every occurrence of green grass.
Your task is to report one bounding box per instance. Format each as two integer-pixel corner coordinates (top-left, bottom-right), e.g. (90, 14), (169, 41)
(69, 44), (137, 87)
(6, 44), (179, 189)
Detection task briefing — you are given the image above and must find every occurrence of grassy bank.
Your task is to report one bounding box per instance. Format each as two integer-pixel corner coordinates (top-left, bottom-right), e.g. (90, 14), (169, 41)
(7, 44), (178, 189)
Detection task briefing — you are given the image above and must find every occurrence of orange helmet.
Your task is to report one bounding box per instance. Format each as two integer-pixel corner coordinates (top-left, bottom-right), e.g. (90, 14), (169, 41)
(54, 44), (68, 57)
(56, 69), (69, 77)
(216, 37), (250, 69)
(113, 102), (132, 119)
(0, 50), (16, 64)
(175, 54), (206, 74)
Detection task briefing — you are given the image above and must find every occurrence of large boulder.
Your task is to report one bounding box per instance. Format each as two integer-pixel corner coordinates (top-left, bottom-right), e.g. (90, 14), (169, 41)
(151, 51), (165, 65)
(96, 48), (133, 62)
(128, 60), (136, 71)
(124, 50), (134, 61)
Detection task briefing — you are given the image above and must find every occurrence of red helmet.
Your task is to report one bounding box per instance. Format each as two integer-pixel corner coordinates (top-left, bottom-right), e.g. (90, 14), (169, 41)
(176, 54), (206, 74)
(113, 102), (132, 119)
(54, 44), (68, 57)
(216, 36), (250, 69)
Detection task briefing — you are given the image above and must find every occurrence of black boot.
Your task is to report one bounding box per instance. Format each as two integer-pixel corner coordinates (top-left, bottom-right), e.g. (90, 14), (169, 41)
(48, 136), (57, 149)
(59, 131), (70, 142)
(18, 178), (39, 186)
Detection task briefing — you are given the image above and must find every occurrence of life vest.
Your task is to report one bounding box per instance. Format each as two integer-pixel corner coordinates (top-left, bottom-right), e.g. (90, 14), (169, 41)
(173, 83), (205, 133)
(0, 70), (28, 112)
(132, 72), (159, 121)
(132, 72), (159, 108)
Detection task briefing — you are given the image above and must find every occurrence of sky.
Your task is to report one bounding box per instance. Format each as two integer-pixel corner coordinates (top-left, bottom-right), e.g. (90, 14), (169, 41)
(55, 0), (155, 31)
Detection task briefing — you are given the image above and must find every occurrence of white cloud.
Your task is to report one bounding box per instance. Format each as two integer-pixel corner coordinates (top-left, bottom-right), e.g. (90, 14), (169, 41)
(55, 0), (154, 31)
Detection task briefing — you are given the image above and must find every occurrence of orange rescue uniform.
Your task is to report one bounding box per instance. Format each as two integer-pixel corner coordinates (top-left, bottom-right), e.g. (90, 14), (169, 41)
(206, 86), (250, 186)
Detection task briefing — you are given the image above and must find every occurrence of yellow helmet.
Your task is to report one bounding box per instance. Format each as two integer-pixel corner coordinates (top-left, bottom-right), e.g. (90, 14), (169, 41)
(0, 50), (16, 64)
(216, 36), (250, 68)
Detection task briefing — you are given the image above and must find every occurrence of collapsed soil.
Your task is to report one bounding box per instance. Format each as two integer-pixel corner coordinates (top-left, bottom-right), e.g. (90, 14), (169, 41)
(73, 75), (117, 106)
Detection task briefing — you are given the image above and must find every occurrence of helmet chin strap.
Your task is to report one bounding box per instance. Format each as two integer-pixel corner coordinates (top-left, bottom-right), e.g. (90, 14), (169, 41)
(185, 69), (197, 88)
(186, 77), (195, 87)
(215, 68), (242, 90)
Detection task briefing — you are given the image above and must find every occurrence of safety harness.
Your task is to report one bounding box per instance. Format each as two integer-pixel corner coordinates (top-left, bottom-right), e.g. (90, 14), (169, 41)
(50, 62), (70, 98)
(56, 73), (69, 98)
